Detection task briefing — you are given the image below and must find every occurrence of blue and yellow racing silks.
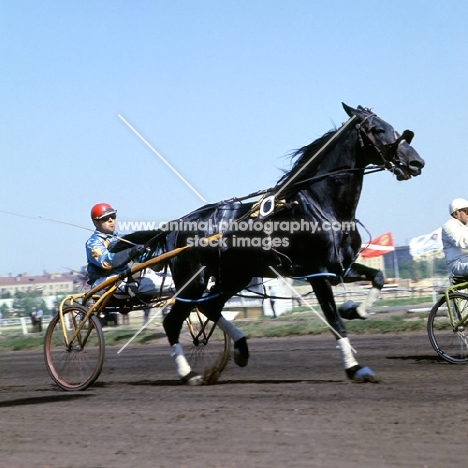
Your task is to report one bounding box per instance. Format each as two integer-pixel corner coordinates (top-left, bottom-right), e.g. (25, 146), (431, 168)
(86, 230), (128, 286)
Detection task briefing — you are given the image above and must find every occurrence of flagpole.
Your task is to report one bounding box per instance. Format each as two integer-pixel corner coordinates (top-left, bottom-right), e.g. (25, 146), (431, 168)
(429, 254), (437, 303)
(393, 248), (400, 279)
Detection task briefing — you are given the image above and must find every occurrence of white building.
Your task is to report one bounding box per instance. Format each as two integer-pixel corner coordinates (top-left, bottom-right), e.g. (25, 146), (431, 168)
(0, 272), (76, 296)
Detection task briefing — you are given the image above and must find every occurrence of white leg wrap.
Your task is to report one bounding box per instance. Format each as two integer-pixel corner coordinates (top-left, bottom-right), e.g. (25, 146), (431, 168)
(217, 316), (244, 342)
(336, 337), (358, 370)
(171, 343), (191, 378)
(357, 287), (381, 318)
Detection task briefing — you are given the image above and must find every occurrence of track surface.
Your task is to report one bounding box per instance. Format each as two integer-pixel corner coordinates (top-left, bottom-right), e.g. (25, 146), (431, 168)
(0, 332), (466, 468)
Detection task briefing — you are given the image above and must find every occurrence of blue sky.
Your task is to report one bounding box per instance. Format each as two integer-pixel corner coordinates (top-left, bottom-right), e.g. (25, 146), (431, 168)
(1, 0), (467, 276)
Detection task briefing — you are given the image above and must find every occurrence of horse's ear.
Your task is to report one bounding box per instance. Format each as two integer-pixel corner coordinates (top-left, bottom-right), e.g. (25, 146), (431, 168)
(342, 102), (358, 117)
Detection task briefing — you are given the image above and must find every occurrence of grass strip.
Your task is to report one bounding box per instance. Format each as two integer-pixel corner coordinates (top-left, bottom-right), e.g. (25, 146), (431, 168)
(0, 315), (428, 352)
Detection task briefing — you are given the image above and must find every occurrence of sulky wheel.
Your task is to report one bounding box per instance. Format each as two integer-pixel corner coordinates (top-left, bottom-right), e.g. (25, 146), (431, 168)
(427, 292), (468, 364)
(179, 308), (231, 384)
(44, 304), (105, 390)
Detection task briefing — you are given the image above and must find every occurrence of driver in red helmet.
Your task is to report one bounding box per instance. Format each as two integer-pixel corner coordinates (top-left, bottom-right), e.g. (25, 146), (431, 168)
(86, 203), (170, 299)
(86, 203), (141, 285)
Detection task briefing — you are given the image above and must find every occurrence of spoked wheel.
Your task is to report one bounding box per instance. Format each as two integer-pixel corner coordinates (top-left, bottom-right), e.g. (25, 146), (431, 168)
(179, 309), (231, 384)
(427, 292), (468, 364)
(44, 304), (105, 390)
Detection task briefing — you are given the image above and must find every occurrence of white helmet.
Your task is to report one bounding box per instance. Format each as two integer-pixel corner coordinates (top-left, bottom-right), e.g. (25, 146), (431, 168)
(449, 198), (468, 214)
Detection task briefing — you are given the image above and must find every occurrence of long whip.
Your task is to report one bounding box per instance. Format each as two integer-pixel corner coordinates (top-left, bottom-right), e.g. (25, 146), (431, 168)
(37, 216), (136, 246)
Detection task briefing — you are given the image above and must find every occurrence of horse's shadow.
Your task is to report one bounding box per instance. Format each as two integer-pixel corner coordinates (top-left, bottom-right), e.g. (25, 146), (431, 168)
(0, 393), (93, 408)
(119, 378), (344, 387)
(386, 355), (445, 363)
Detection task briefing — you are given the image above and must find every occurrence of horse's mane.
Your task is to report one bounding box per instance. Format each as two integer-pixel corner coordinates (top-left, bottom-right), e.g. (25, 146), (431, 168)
(276, 129), (337, 191)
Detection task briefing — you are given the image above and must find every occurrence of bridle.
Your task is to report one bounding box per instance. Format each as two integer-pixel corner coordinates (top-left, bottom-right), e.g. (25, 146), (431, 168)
(355, 109), (414, 172)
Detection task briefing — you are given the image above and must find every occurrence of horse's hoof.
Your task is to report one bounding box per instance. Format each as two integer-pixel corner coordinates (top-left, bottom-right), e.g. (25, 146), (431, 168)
(181, 371), (203, 386)
(234, 337), (249, 367)
(346, 365), (380, 383)
(339, 301), (367, 320)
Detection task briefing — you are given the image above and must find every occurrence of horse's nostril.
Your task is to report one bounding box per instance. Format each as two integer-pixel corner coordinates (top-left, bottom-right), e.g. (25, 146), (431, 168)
(410, 159), (425, 170)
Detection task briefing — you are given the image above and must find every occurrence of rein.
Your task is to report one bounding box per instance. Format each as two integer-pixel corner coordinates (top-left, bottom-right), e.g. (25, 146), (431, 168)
(289, 165), (385, 189)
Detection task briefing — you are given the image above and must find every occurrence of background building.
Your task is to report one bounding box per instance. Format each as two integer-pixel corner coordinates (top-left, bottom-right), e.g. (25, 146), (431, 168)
(0, 272), (79, 296)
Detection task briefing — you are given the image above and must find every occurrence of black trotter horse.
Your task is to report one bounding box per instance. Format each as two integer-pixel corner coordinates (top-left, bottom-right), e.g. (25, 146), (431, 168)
(121, 103), (425, 384)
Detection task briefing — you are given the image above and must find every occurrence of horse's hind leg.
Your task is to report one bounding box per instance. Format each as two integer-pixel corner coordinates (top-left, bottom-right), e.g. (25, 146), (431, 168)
(339, 263), (385, 320)
(309, 277), (379, 383)
(218, 316), (249, 367)
(199, 297), (249, 367)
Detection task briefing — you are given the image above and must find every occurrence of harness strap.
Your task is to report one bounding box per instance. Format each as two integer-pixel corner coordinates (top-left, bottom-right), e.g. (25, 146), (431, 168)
(175, 293), (221, 303)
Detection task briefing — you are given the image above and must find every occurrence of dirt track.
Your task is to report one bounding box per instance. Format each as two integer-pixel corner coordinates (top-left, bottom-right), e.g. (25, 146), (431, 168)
(0, 331), (466, 468)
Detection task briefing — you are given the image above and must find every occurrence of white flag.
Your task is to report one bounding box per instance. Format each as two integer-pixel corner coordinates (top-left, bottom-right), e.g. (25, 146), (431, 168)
(409, 228), (443, 257)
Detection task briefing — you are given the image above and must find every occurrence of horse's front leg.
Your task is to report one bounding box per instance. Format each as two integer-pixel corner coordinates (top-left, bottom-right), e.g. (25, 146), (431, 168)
(339, 263), (385, 320)
(309, 277), (379, 383)
(163, 300), (203, 385)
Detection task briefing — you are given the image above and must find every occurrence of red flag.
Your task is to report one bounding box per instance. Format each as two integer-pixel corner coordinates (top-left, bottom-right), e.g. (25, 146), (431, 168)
(360, 232), (394, 258)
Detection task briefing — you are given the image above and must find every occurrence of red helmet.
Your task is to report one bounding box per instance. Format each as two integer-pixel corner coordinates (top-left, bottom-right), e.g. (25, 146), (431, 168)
(91, 203), (117, 220)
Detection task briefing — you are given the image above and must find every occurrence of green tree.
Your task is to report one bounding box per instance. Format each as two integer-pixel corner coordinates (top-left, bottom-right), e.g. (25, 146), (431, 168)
(397, 257), (448, 280)
(434, 257), (449, 277)
(0, 303), (10, 318)
(12, 291), (49, 317)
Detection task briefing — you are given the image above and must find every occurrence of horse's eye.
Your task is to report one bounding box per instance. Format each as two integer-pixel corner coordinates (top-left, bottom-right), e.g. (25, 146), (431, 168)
(372, 127), (386, 135)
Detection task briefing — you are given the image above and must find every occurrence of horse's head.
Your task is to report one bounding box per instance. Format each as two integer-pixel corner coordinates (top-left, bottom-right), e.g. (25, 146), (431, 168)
(342, 103), (425, 180)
